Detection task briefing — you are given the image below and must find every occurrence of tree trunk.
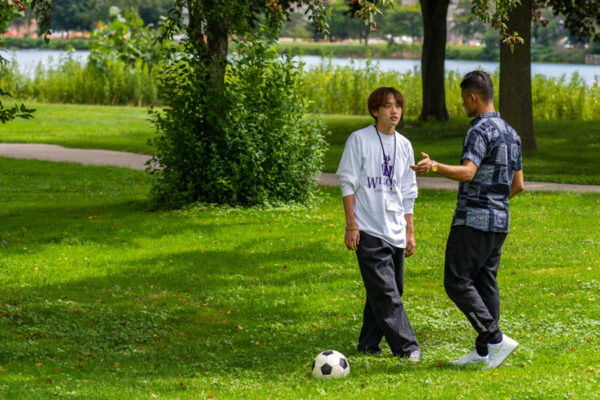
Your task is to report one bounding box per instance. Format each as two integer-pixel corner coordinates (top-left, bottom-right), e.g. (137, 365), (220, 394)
(206, 17), (229, 100)
(186, 1), (228, 126)
(499, 0), (537, 154)
(419, 0), (450, 121)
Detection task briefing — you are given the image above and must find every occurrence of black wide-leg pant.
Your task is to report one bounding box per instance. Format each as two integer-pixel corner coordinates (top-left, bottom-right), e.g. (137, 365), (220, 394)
(444, 225), (507, 355)
(356, 231), (419, 356)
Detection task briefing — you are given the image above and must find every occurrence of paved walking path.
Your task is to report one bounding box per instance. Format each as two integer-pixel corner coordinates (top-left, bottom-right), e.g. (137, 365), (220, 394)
(1, 143), (599, 193)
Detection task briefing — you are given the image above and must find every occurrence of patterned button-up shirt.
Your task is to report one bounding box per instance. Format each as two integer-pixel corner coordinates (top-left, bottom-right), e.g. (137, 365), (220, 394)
(452, 112), (522, 233)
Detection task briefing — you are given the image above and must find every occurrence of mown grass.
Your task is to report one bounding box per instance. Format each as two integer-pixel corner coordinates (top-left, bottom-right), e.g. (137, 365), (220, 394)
(1, 102), (599, 185)
(0, 157), (598, 399)
(0, 102), (154, 154)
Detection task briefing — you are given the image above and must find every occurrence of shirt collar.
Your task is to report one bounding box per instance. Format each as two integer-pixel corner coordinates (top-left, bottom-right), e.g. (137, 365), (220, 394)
(470, 111), (500, 126)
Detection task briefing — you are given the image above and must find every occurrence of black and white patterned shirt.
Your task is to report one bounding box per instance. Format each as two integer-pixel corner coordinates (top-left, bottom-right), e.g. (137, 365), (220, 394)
(451, 112), (522, 233)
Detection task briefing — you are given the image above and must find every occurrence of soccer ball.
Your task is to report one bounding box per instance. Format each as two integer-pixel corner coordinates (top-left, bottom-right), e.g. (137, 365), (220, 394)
(311, 350), (350, 379)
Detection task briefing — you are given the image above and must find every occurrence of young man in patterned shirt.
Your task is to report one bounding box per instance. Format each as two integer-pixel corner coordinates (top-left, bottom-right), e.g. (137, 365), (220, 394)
(411, 70), (524, 369)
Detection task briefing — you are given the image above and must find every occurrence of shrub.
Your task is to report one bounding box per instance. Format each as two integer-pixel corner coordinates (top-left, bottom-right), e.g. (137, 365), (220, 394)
(88, 6), (166, 71)
(149, 35), (328, 207)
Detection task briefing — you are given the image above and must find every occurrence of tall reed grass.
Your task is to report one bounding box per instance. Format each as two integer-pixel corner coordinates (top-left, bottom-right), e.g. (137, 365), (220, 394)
(301, 59), (600, 121)
(0, 54), (157, 106)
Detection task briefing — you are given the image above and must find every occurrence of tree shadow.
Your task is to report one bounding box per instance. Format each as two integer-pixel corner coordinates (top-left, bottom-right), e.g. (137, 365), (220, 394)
(0, 235), (366, 382)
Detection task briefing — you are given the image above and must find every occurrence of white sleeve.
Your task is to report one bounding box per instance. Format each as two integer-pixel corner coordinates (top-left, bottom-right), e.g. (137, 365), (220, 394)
(336, 133), (362, 197)
(401, 141), (418, 214)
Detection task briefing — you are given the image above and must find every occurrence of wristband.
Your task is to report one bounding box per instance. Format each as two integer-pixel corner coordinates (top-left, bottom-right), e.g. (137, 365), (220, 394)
(345, 227), (359, 232)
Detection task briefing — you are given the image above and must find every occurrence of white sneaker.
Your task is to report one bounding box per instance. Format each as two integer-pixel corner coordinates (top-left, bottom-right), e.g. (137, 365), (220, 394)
(408, 349), (422, 363)
(484, 334), (519, 369)
(449, 349), (489, 365)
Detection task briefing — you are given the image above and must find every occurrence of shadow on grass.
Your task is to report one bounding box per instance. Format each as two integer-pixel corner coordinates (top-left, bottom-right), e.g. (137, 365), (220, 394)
(0, 199), (284, 252)
(0, 243), (363, 378)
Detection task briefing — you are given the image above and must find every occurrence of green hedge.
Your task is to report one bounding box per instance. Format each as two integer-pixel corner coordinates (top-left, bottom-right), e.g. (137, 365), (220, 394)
(273, 41), (586, 64)
(1, 36), (93, 50)
(272, 41), (422, 59)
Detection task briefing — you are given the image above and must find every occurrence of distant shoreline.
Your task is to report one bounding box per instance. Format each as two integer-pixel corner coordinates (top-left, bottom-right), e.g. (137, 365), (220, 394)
(1, 36), (594, 65)
(267, 41), (589, 65)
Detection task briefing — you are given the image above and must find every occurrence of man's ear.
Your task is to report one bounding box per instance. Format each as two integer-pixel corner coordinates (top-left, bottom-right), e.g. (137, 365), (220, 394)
(371, 109), (379, 119)
(470, 91), (478, 104)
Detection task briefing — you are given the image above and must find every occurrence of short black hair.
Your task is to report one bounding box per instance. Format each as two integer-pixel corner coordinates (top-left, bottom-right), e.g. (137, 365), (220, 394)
(367, 87), (404, 120)
(460, 70), (494, 103)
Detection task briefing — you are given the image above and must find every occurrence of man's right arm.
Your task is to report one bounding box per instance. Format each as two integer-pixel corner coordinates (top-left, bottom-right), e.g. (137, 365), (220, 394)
(411, 152), (478, 182)
(509, 170), (524, 199)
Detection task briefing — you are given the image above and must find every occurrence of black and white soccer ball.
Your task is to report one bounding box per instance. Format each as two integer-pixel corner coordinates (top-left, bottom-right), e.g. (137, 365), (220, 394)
(311, 350), (350, 379)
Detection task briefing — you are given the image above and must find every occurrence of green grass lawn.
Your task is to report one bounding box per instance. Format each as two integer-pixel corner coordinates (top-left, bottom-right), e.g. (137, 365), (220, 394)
(0, 102), (154, 154)
(0, 157), (598, 399)
(1, 102), (599, 184)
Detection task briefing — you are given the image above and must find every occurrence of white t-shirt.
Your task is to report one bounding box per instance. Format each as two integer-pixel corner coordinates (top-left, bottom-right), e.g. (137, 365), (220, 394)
(336, 125), (418, 248)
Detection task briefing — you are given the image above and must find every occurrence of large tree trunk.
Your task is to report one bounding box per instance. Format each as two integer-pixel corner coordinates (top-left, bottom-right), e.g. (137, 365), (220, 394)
(186, 1), (229, 136)
(419, 0), (450, 121)
(500, 0), (537, 154)
(206, 17), (229, 100)
(186, 1), (228, 101)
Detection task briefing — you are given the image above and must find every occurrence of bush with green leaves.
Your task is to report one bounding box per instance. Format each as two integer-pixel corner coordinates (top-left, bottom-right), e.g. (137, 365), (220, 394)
(149, 35), (328, 207)
(88, 6), (166, 70)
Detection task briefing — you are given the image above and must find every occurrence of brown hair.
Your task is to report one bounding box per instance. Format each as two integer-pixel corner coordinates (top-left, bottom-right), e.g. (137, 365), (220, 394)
(368, 87), (405, 120)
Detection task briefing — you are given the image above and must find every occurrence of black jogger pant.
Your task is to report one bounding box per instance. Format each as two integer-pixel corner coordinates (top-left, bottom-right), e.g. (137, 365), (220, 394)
(356, 231), (419, 356)
(444, 225), (507, 355)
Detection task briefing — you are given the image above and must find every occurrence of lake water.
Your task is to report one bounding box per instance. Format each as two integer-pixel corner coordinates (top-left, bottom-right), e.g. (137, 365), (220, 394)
(4, 49), (599, 85)
(2, 49), (90, 73)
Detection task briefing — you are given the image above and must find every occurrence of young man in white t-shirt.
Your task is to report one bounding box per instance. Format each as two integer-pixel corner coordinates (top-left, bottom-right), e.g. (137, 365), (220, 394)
(336, 87), (421, 361)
